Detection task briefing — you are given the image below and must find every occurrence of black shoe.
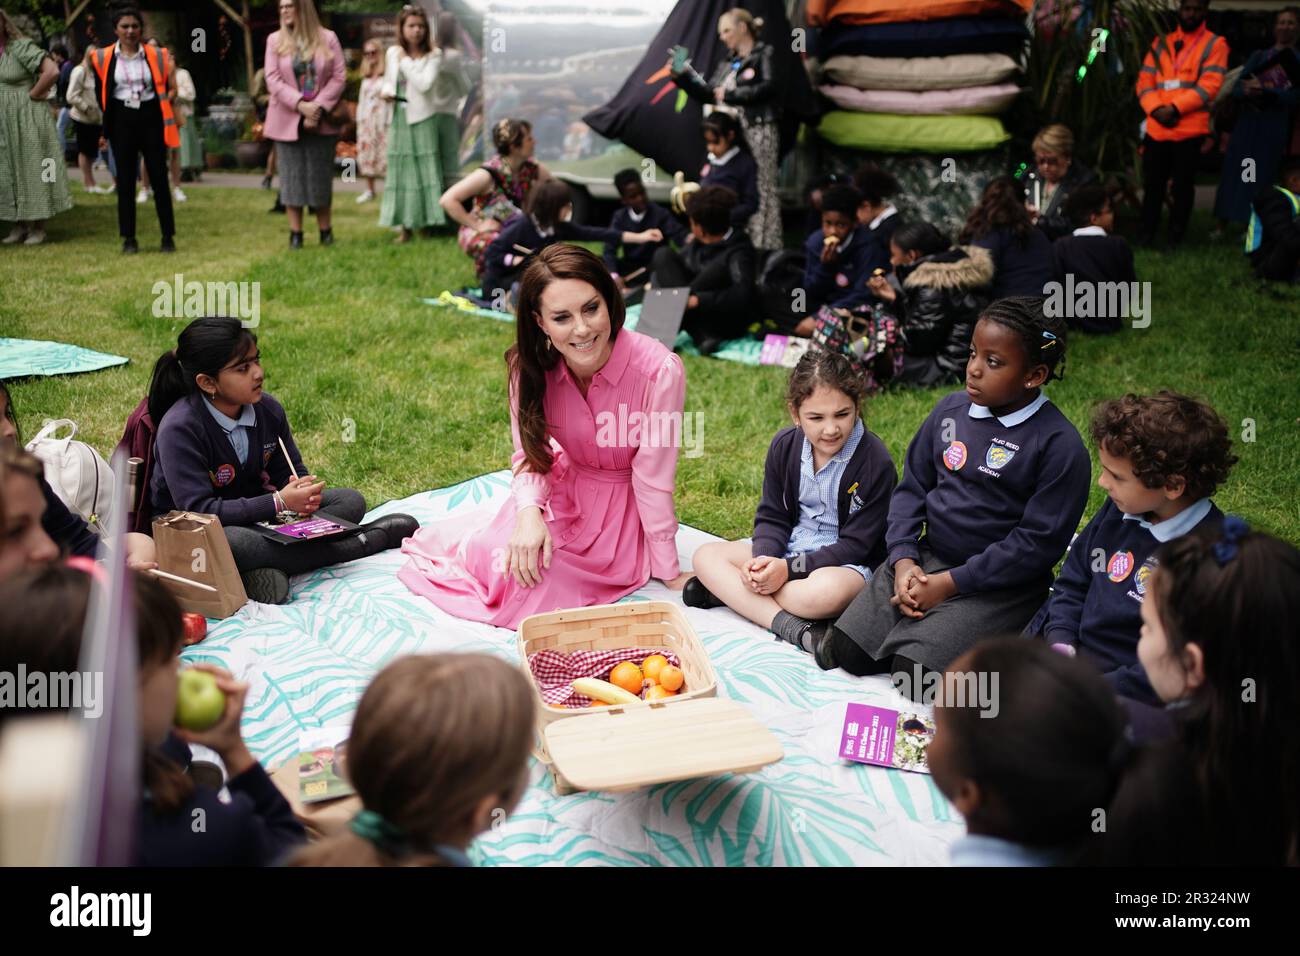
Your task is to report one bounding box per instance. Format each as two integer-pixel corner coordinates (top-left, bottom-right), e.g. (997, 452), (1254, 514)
(682, 576), (725, 609)
(357, 513), (420, 551)
(319, 228), (334, 246)
(813, 622), (839, 671)
(160, 236), (176, 253)
(243, 567), (290, 605)
(121, 237), (138, 254)
(697, 336), (724, 356)
(289, 230), (303, 250)
(269, 195), (286, 214)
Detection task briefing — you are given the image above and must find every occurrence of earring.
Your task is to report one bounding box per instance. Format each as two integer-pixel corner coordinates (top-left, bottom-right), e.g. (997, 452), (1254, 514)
(545, 338), (552, 351)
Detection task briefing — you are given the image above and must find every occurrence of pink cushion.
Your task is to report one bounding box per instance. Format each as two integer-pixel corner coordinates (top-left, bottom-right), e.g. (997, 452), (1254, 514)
(820, 82), (1022, 115)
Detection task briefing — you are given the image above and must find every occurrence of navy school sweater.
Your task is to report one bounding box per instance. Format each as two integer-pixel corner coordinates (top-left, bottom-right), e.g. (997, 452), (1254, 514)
(603, 203), (687, 276)
(1040, 498), (1223, 704)
(802, 224), (878, 309)
(887, 391), (1091, 593)
(699, 149), (759, 227)
(482, 213), (622, 290)
(151, 391), (307, 527)
(752, 424), (897, 577)
(41, 476), (99, 558)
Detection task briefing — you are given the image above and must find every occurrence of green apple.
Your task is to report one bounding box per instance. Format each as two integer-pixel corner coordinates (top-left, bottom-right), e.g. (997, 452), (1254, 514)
(174, 669), (226, 732)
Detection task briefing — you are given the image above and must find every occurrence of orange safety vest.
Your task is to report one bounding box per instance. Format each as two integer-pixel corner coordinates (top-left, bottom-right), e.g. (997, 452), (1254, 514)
(1135, 23), (1229, 142)
(90, 43), (180, 148)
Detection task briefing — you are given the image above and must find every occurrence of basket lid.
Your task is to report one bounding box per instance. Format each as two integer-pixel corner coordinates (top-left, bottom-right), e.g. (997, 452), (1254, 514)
(542, 697), (783, 792)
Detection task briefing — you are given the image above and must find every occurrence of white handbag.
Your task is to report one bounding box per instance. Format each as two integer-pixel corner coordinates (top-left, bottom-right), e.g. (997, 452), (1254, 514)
(25, 419), (115, 536)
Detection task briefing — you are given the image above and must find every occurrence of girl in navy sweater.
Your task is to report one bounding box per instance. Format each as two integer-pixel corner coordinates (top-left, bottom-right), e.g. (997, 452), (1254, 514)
(685, 351), (896, 650)
(149, 317), (418, 605)
(698, 112), (759, 232)
(959, 177), (1054, 300)
(0, 564), (306, 866)
(818, 297), (1091, 692)
(481, 179), (662, 307)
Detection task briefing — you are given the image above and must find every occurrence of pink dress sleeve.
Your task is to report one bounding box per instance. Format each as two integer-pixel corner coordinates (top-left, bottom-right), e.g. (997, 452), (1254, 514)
(509, 374), (552, 514)
(632, 352), (686, 580)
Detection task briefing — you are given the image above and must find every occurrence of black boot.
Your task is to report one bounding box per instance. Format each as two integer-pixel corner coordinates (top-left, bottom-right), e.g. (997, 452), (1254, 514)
(683, 576), (725, 609)
(122, 237), (138, 254)
(289, 230), (303, 250)
(319, 228), (334, 246)
(355, 513), (419, 551)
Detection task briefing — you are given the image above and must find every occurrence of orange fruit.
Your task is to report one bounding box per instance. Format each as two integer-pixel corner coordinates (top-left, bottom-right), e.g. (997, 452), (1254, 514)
(609, 661), (644, 695)
(586, 699), (608, 707)
(659, 665), (684, 692)
(645, 684), (677, 700)
(642, 654), (669, 682)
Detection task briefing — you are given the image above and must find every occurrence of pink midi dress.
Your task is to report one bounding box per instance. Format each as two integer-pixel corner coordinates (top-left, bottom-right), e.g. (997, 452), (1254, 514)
(398, 329), (685, 629)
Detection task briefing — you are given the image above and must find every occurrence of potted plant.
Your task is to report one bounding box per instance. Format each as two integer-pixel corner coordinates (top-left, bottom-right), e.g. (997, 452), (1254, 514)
(234, 114), (270, 169)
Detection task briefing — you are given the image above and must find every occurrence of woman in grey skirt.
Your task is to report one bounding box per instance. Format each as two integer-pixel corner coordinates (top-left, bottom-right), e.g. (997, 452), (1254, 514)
(264, 0), (346, 249)
(670, 6), (782, 252)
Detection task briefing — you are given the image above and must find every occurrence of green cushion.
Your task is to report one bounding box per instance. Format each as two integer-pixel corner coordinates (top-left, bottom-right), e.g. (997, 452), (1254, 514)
(815, 110), (1010, 153)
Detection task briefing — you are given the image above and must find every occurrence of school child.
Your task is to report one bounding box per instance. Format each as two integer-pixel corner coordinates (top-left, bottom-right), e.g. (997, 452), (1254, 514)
(1050, 185), (1137, 333)
(853, 162), (902, 262)
(1097, 524), (1300, 865)
(801, 183), (878, 315)
(685, 351), (896, 649)
(290, 654), (534, 867)
(650, 185), (758, 355)
(481, 179), (662, 306)
(1245, 156), (1300, 282)
(698, 112), (759, 232)
(959, 176), (1055, 300)
(865, 221), (993, 389)
(0, 564), (307, 865)
(815, 297), (1091, 691)
(1030, 392), (1234, 706)
(602, 168), (688, 290)
(148, 317), (418, 605)
(0, 381), (155, 569)
(0, 445), (60, 582)
(929, 638), (1131, 866)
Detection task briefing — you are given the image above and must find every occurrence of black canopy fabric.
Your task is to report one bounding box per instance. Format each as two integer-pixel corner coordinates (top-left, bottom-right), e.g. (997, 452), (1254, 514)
(583, 0), (819, 180)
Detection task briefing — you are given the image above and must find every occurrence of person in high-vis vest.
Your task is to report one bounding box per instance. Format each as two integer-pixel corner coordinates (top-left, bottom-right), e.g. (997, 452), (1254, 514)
(1245, 158), (1300, 282)
(1134, 0), (1228, 250)
(89, 4), (178, 254)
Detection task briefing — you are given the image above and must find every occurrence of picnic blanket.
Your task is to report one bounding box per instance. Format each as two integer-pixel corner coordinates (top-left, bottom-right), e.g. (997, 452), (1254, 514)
(0, 337), (129, 379)
(422, 290), (767, 367)
(187, 471), (962, 866)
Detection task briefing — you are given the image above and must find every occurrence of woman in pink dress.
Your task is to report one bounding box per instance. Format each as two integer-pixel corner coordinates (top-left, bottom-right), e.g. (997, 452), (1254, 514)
(399, 244), (693, 628)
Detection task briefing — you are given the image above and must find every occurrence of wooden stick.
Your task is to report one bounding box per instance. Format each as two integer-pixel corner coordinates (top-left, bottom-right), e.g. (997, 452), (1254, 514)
(512, 243), (534, 256)
(622, 266), (647, 283)
(145, 567), (219, 593)
(278, 436), (300, 481)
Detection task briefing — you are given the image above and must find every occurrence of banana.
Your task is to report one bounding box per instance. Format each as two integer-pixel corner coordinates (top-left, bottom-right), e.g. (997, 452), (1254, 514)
(572, 677), (641, 706)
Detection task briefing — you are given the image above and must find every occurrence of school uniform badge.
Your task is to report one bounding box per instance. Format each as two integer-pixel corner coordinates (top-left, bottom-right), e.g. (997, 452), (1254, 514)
(1107, 550), (1135, 583)
(210, 463), (236, 487)
(835, 272), (849, 287)
(1134, 559), (1156, 595)
(942, 441), (967, 471)
(985, 444), (1016, 470)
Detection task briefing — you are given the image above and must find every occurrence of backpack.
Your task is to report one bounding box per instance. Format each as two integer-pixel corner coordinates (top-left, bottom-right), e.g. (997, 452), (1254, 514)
(25, 419), (115, 536)
(755, 249), (808, 333)
(810, 304), (905, 396)
(115, 396), (157, 536)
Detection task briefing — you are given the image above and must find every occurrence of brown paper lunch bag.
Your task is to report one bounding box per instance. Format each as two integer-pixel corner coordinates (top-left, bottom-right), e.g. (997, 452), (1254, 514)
(151, 511), (248, 619)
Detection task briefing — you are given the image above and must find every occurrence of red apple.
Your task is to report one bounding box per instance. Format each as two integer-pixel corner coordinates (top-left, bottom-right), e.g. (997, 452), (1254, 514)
(181, 612), (207, 646)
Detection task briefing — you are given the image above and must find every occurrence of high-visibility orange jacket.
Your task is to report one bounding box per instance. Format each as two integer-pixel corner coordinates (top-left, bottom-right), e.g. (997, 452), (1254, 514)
(89, 43), (180, 148)
(1135, 23), (1229, 141)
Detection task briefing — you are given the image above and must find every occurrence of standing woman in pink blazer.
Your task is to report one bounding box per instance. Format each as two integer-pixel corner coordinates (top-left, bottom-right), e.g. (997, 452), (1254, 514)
(264, 0), (345, 249)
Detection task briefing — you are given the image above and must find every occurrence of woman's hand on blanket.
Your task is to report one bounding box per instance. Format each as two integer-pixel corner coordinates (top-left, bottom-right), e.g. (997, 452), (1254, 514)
(891, 559), (925, 619)
(745, 555), (788, 595)
(175, 664), (256, 778)
(507, 506), (552, 588)
(660, 571), (693, 591)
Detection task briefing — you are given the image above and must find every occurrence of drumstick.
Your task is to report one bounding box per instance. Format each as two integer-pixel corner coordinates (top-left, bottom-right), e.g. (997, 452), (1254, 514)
(145, 567), (219, 593)
(278, 436), (300, 481)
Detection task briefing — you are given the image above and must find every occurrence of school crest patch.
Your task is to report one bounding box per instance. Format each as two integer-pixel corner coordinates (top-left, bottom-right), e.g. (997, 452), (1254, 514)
(942, 441), (968, 471)
(1107, 550), (1136, 583)
(985, 444), (1016, 470)
(835, 272), (849, 287)
(211, 463), (236, 487)
(1134, 558), (1156, 595)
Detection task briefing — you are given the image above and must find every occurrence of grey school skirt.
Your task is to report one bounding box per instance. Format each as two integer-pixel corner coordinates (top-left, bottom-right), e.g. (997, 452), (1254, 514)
(277, 131), (337, 209)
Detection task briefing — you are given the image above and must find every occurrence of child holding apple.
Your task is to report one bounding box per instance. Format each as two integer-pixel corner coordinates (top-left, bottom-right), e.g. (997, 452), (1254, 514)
(0, 564), (306, 865)
(290, 654), (534, 867)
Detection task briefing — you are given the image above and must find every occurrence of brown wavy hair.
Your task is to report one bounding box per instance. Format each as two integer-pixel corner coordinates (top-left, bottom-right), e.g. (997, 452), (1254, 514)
(785, 350), (867, 413)
(505, 244), (625, 475)
(958, 175), (1035, 245)
(1090, 391), (1237, 500)
(289, 654), (535, 867)
(396, 4), (432, 57)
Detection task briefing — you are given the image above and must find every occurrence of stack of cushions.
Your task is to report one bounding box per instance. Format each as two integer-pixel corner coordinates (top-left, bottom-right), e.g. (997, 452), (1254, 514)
(810, 0), (1031, 154)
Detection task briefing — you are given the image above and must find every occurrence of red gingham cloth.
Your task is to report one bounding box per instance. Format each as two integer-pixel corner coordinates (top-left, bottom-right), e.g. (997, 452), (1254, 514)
(528, 647), (682, 708)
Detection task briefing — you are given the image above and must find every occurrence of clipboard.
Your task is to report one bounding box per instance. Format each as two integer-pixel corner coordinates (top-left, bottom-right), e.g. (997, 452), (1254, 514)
(636, 287), (691, 349)
(250, 510), (360, 546)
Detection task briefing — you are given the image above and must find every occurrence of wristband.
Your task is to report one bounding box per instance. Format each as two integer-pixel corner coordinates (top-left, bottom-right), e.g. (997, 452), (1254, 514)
(273, 490), (285, 513)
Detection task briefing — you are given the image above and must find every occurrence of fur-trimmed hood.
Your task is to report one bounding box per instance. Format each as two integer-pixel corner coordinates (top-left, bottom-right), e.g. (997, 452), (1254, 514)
(900, 244), (994, 291)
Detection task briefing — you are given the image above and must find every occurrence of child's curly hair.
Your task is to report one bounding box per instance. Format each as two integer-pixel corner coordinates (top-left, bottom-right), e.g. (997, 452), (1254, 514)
(1090, 391), (1238, 500)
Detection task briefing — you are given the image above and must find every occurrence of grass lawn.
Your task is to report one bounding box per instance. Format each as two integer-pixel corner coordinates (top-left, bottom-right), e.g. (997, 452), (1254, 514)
(2, 186), (1298, 544)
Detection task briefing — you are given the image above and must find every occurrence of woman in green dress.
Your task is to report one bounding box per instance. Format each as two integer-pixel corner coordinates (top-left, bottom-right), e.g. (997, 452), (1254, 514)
(379, 5), (445, 243)
(0, 9), (72, 245)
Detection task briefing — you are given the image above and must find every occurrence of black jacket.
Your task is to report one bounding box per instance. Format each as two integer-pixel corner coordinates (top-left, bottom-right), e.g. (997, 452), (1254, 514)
(1035, 161), (1097, 241)
(674, 42), (779, 125)
(1249, 186), (1300, 281)
(682, 228), (758, 316)
(888, 244), (993, 382)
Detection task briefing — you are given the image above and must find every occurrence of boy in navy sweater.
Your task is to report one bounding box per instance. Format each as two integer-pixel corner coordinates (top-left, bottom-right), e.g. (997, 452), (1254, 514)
(1029, 392), (1235, 705)
(818, 298), (1091, 694)
(1050, 184), (1137, 333)
(602, 169), (687, 290)
(801, 184), (877, 318)
(854, 163), (902, 271)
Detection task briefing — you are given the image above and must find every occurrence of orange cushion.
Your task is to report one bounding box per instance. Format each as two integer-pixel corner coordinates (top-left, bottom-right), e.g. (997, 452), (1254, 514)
(807, 0), (1033, 27)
